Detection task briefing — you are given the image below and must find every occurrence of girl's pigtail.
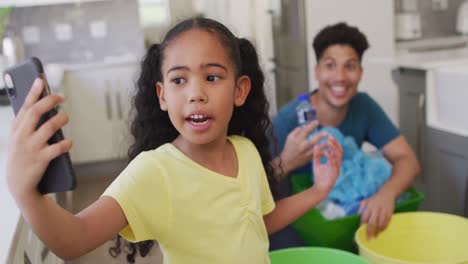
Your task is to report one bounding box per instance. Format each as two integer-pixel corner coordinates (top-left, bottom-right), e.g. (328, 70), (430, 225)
(112, 44), (165, 261)
(233, 38), (277, 193)
(129, 43), (178, 161)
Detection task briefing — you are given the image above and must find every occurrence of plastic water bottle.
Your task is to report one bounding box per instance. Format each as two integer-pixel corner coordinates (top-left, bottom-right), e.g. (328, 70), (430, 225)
(296, 93), (317, 126)
(296, 93), (319, 181)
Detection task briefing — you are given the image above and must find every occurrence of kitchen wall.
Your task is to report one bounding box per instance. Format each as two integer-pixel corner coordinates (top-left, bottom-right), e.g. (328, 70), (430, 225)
(8, 0), (144, 64)
(395, 0), (466, 39)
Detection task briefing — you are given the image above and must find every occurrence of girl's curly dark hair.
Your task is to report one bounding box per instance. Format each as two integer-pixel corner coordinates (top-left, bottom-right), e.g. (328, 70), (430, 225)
(111, 17), (277, 262)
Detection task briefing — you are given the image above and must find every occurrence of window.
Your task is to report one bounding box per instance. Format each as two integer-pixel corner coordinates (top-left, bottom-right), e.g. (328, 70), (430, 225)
(138, 0), (170, 26)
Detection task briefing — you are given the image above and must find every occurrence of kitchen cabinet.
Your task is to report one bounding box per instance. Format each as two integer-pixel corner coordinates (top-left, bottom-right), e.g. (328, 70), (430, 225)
(270, 0), (309, 109)
(396, 67), (468, 217)
(62, 62), (138, 164)
(9, 217), (63, 264)
(396, 68), (427, 169)
(396, 67), (433, 210)
(426, 128), (468, 217)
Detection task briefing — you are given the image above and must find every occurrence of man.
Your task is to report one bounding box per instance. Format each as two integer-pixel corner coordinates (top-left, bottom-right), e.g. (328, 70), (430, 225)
(269, 22), (420, 250)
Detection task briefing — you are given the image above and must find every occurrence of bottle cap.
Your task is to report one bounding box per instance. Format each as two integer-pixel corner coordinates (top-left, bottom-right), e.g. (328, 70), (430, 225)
(297, 93), (310, 102)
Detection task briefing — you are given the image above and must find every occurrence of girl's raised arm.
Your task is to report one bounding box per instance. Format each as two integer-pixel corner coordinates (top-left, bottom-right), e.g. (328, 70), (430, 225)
(6, 79), (127, 260)
(20, 194), (127, 260)
(264, 135), (343, 234)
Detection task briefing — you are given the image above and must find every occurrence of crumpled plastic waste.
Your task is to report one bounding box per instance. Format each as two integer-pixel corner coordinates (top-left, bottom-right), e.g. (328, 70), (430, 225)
(311, 127), (392, 216)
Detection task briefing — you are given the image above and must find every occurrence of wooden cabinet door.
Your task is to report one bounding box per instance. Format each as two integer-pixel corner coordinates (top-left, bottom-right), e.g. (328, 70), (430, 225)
(63, 63), (138, 163)
(97, 63), (138, 160)
(111, 65), (137, 160)
(63, 68), (115, 164)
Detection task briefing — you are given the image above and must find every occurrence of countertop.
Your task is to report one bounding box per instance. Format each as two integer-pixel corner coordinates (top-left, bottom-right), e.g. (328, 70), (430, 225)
(49, 55), (139, 71)
(391, 47), (468, 69)
(0, 106), (20, 263)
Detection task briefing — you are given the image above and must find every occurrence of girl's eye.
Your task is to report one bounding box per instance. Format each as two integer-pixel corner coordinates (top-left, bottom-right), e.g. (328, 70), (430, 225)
(324, 63), (334, 70)
(207, 75), (220, 82)
(172, 78), (186, 85)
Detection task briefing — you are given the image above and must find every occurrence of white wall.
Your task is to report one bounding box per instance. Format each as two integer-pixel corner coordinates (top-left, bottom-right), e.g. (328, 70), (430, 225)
(306, 0), (395, 59)
(305, 0), (400, 125)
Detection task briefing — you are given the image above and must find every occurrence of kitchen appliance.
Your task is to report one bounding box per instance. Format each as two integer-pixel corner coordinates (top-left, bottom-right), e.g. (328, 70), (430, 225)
(395, 12), (422, 40)
(456, 0), (468, 35)
(271, 0), (309, 108)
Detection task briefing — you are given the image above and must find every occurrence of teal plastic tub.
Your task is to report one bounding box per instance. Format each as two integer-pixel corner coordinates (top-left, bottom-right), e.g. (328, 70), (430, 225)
(290, 173), (425, 252)
(270, 247), (369, 264)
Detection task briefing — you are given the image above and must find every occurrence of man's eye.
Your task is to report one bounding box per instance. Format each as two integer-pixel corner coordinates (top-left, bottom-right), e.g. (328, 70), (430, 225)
(346, 64), (358, 71)
(172, 78), (186, 84)
(325, 63), (334, 69)
(207, 75), (220, 82)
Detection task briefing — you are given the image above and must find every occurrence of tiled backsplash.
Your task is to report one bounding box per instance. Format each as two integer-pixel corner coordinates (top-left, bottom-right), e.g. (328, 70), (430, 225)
(8, 0), (145, 64)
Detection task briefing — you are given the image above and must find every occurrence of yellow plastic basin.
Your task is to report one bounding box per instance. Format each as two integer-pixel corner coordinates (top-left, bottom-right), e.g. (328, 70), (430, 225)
(355, 212), (468, 264)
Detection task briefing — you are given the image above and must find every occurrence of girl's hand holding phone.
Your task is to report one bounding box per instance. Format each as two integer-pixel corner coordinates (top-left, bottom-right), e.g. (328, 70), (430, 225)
(6, 79), (72, 199)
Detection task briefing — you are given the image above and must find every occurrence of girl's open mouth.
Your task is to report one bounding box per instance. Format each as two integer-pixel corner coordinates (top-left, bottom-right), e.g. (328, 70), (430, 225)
(186, 114), (213, 131)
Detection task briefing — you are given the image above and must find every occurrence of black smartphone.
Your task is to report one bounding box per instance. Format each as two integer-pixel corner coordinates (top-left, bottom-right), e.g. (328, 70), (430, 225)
(3, 57), (76, 194)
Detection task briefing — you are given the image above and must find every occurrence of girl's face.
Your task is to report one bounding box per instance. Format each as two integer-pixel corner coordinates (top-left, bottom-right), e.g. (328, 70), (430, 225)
(157, 29), (250, 147)
(314, 44), (362, 109)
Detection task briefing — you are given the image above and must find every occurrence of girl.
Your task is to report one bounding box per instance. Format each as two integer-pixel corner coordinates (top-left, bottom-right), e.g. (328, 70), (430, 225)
(6, 18), (342, 263)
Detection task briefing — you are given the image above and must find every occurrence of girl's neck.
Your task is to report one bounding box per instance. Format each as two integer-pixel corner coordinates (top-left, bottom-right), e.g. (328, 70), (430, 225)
(172, 136), (238, 177)
(311, 92), (348, 127)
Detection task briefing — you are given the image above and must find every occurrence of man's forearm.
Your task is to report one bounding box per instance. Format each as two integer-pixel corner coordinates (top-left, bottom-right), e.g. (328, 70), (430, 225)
(379, 155), (420, 198)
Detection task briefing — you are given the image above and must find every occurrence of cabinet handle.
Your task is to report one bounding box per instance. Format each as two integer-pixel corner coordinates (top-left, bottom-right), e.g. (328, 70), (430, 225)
(41, 246), (50, 261)
(391, 69), (400, 85)
(116, 90), (123, 120)
(417, 93), (425, 182)
(105, 81), (113, 120)
(24, 251), (31, 264)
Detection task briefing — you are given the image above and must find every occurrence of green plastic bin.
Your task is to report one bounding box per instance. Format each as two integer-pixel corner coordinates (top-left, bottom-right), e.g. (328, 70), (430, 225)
(270, 247), (369, 264)
(290, 173), (425, 252)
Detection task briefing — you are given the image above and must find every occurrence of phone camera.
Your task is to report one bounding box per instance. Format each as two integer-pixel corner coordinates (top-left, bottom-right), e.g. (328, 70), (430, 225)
(3, 73), (16, 98)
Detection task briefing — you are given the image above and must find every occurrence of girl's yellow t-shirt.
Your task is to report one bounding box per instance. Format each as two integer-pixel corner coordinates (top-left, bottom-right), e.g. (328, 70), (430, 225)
(103, 135), (275, 264)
